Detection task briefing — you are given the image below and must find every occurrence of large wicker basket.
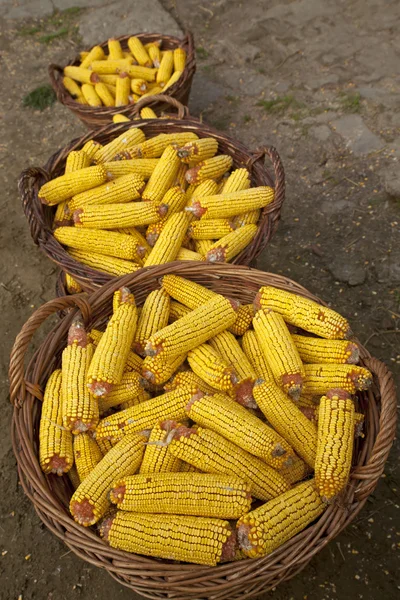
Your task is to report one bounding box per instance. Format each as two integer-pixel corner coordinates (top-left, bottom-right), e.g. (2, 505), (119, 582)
(9, 263), (397, 600)
(19, 102), (285, 292)
(49, 32), (196, 129)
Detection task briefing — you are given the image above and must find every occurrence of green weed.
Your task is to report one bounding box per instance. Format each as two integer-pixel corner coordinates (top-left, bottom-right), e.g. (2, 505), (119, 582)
(339, 91), (361, 113)
(256, 94), (303, 113)
(243, 115), (252, 123)
(17, 7), (82, 44)
(23, 85), (56, 111)
(196, 46), (209, 59)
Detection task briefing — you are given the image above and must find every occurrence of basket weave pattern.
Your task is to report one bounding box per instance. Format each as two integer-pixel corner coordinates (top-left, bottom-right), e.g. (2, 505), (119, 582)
(9, 263), (397, 600)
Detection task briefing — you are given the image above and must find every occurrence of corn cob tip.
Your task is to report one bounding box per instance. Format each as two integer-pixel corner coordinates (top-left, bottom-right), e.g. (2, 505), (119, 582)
(143, 340), (160, 357)
(158, 203), (168, 218)
(234, 379), (257, 409)
(46, 454), (72, 476)
(185, 389), (205, 413)
(73, 209), (83, 225)
(169, 423), (196, 441)
(68, 316), (87, 347)
(185, 202), (206, 218)
(299, 406), (318, 422)
(253, 291), (262, 311)
(109, 483), (126, 505)
(237, 522), (260, 556)
(220, 525), (239, 563)
(350, 369), (372, 390)
(282, 373), (303, 401)
(206, 246), (228, 263)
(87, 380), (113, 397)
(98, 513), (115, 540)
(90, 73), (100, 84)
(185, 165), (201, 184)
(70, 497), (96, 526)
(119, 286), (135, 304)
(346, 342), (360, 364)
(326, 388), (353, 401)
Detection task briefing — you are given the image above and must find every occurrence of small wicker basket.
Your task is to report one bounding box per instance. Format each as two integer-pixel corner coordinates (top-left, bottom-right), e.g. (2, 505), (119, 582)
(9, 263), (397, 600)
(19, 100), (285, 292)
(49, 32), (196, 129)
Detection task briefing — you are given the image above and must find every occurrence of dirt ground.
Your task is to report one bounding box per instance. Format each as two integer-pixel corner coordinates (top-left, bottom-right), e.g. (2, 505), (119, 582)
(0, 1), (399, 599)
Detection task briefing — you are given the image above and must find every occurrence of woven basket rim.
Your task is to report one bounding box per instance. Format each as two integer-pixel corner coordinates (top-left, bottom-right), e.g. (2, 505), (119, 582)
(19, 114), (286, 292)
(9, 263), (397, 600)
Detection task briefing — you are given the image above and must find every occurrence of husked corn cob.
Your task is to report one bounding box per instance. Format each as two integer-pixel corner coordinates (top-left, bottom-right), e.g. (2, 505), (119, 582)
(169, 426), (290, 501)
(205, 224), (258, 263)
(195, 239), (214, 256)
(80, 45), (105, 68)
(160, 185), (187, 213)
(108, 38), (124, 60)
(303, 364), (372, 395)
(74, 202), (166, 233)
(53, 201), (72, 227)
(173, 162), (187, 189)
(68, 248), (140, 276)
(229, 304), (254, 336)
(103, 158), (158, 180)
(139, 420), (183, 474)
(81, 84), (102, 107)
(95, 385), (195, 441)
(62, 318), (98, 433)
(253, 309), (305, 400)
(165, 370), (217, 395)
(145, 220), (166, 246)
(98, 74), (118, 85)
(115, 227), (150, 256)
(64, 65), (99, 84)
(253, 381), (318, 468)
(130, 78), (148, 95)
(189, 219), (234, 240)
(124, 132), (198, 159)
(139, 107), (157, 118)
(177, 248), (204, 261)
(126, 65), (157, 82)
(39, 370), (73, 475)
(186, 155), (233, 185)
(222, 168), (251, 194)
(189, 186), (274, 219)
(100, 512), (238, 566)
(162, 70), (183, 91)
(68, 465), (80, 489)
(98, 372), (146, 413)
(110, 472), (251, 518)
(70, 431), (147, 526)
(65, 273), (82, 294)
(55, 227), (146, 262)
(38, 166), (108, 205)
(63, 76), (83, 99)
(96, 437), (114, 456)
(81, 140), (103, 162)
(169, 300), (191, 322)
(69, 173), (145, 210)
(255, 287), (353, 340)
(188, 343), (238, 393)
(112, 113), (131, 123)
(280, 455), (311, 485)
(237, 480), (325, 558)
(96, 128), (146, 163)
(177, 138), (218, 164)
(65, 150), (90, 174)
(179, 461), (203, 473)
(147, 43), (161, 67)
(87, 288), (138, 396)
(162, 274), (216, 308)
(241, 330), (274, 383)
(186, 392), (295, 470)
(142, 353), (186, 385)
(233, 209), (260, 228)
(90, 330), (144, 375)
(142, 145), (181, 203)
(113, 73), (130, 106)
(292, 335), (360, 365)
(91, 58), (133, 74)
(157, 50), (174, 86)
(144, 211), (190, 266)
(174, 47), (186, 71)
(127, 36), (152, 66)
(145, 295), (238, 358)
(73, 433), (103, 481)
(133, 288), (170, 354)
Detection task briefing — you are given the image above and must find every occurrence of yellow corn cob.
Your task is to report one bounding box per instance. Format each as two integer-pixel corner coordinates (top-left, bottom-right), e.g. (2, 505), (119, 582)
(145, 220), (166, 246)
(255, 287), (353, 340)
(185, 155), (233, 185)
(179, 461), (203, 473)
(70, 431), (147, 526)
(64, 65), (99, 84)
(89, 329), (144, 375)
(81, 140), (103, 162)
(65, 273), (82, 294)
(87, 287), (138, 396)
(96, 127), (146, 163)
(303, 364), (372, 395)
(127, 65), (157, 81)
(139, 420), (183, 474)
(241, 330), (274, 383)
(73, 432), (103, 481)
(68, 248), (140, 277)
(168, 300), (191, 322)
(229, 304), (254, 336)
(186, 392), (295, 470)
(100, 511), (237, 566)
(81, 83), (102, 107)
(65, 150), (90, 174)
(98, 372), (147, 414)
(164, 370), (217, 395)
(120, 388), (151, 411)
(189, 186), (274, 219)
(140, 106), (157, 119)
(161, 274), (216, 308)
(127, 36), (152, 66)
(222, 168), (251, 194)
(68, 465), (80, 489)
(177, 248), (204, 261)
(114, 226), (151, 257)
(280, 455), (311, 485)
(253, 381), (318, 468)
(143, 211), (190, 266)
(39, 370), (73, 475)
(142, 145), (181, 203)
(133, 288), (170, 354)
(185, 183), (198, 201)
(173, 162), (187, 189)
(95, 385), (195, 441)
(91, 58), (133, 74)
(69, 173), (145, 211)
(205, 224), (258, 263)
(142, 353), (186, 385)
(55, 227), (146, 262)
(188, 343), (238, 393)
(108, 38), (124, 60)
(292, 335), (360, 365)
(189, 219), (234, 240)
(233, 209), (260, 228)
(54, 201), (72, 226)
(110, 472), (251, 518)
(112, 113), (130, 123)
(129, 78), (147, 95)
(177, 138), (218, 164)
(169, 425), (290, 501)
(98, 74), (119, 85)
(96, 436), (114, 456)
(63, 76), (83, 99)
(115, 73), (131, 106)
(103, 158), (158, 180)
(145, 295), (238, 358)
(123, 132), (198, 160)
(38, 166), (108, 205)
(147, 43), (161, 67)
(73, 202), (166, 231)
(195, 239), (214, 256)
(162, 70), (183, 91)
(173, 47), (186, 71)
(157, 50), (174, 86)
(80, 45), (105, 68)
(94, 82), (115, 107)
(62, 318), (98, 433)
(160, 185), (187, 213)
(237, 480), (326, 558)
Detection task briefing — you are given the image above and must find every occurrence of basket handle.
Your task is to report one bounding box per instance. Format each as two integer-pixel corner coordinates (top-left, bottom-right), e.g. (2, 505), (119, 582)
(18, 167), (51, 245)
(48, 64), (66, 102)
(247, 146), (285, 211)
(352, 356), (397, 501)
(9, 294), (91, 407)
(133, 94), (189, 119)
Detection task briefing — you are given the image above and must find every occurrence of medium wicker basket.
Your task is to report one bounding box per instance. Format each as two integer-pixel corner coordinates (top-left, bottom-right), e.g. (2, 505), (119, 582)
(19, 102), (285, 292)
(49, 32), (196, 129)
(9, 263), (397, 600)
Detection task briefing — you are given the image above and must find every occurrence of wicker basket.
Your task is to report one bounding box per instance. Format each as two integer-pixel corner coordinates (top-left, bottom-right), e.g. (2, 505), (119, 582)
(49, 32), (196, 129)
(9, 263), (397, 600)
(19, 103), (285, 292)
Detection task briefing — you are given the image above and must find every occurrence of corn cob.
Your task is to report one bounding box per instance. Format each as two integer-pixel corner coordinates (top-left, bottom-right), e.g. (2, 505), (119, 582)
(187, 343), (238, 393)
(237, 480), (325, 558)
(169, 300), (191, 322)
(103, 158), (158, 181)
(142, 353), (186, 385)
(189, 219), (234, 240)
(97, 372), (147, 414)
(120, 388), (151, 411)
(73, 432), (103, 481)
(64, 65), (99, 84)
(98, 74), (118, 85)
(303, 364), (372, 395)
(156, 49), (174, 86)
(179, 461), (203, 473)
(64, 273), (82, 294)
(195, 239), (214, 256)
(95, 385), (195, 441)
(99, 130), (147, 165)
(106, 38), (123, 59)
(177, 248), (204, 261)
(81, 140), (103, 162)
(68, 248), (139, 276)
(206, 224), (258, 263)
(114, 73), (130, 106)
(91, 58), (133, 74)
(129, 78), (147, 95)
(114, 226), (150, 256)
(126, 36), (152, 66)
(162, 70), (183, 91)
(69, 173), (145, 211)
(39, 370), (73, 475)
(143, 211), (190, 266)
(127, 69), (158, 85)
(133, 288), (170, 354)
(186, 392), (295, 469)
(164, 370), (217, 395)
(139, 420), (183, 474)
(253, 381), (318, 468)
(95, 436), (114, 456)
(63, 76), (83, 99)
(173, 47), (186, 71)
(111, 472), (251, 518)
(147, 43), (161, 67)
(53, 201), (72, 227)
(68, 465), (81, 489)
(38, 166), (108, 205)
(292, 335), (360, 365)
(81, 83), (102, 107)
(280, 455), (311, 485)
(142, 145), (181, 203)
(122, 132), (198, 160)
(100, 511), (237, 566)
(70, 431), (147, 526)
(87, 288), (138, 396)
(90, 328), (143, 375)
(233, 209), (260, 228)
(177, 138), (218, 164)
(65, 150), (91, 174)
(55, 227), (145, 262)
(253, 309), (305, 400)
(113, 113), (130, 123)
(145, 220), (166, 246)
(145, 295), (238, 358)
(79, 45), (105, 68)
(189, 186), (274, 219)
(173, 162), (188, 189)
(162, 274), (216, 308)
(221, 168), (251, 194)
(74, 202), (166, 232)
(229, 304), (254, 336)
(186, 155), (233, 185)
